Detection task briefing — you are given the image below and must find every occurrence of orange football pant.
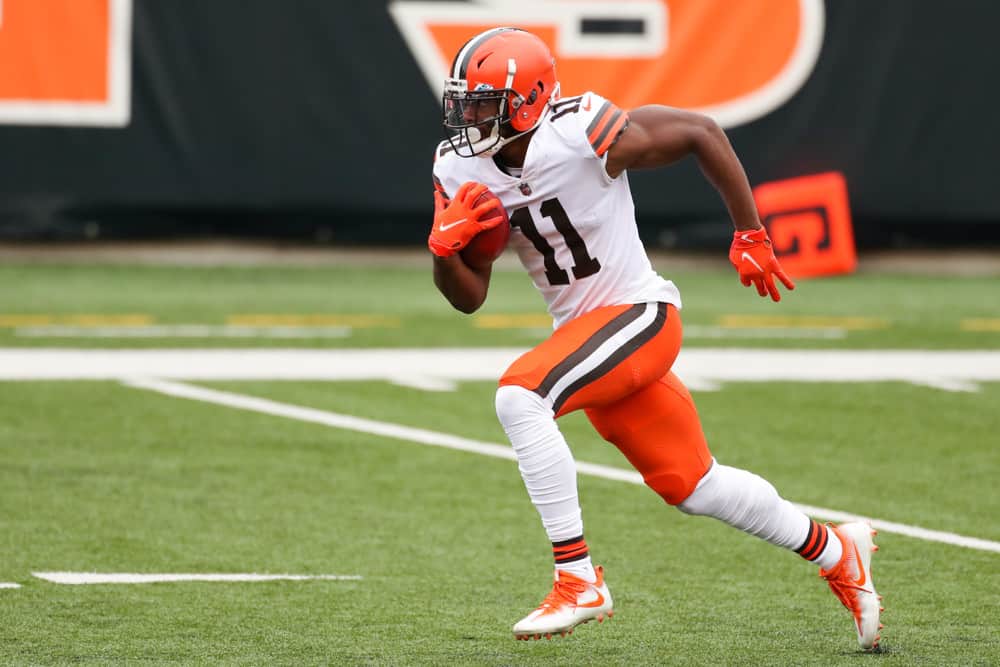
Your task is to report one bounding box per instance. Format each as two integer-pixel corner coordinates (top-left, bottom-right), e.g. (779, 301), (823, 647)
(499, 302), (713, 505)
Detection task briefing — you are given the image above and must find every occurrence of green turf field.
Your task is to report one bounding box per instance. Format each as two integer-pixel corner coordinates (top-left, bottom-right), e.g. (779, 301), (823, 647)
(0, 262), (998, 349)
(1, 261), (998, 665)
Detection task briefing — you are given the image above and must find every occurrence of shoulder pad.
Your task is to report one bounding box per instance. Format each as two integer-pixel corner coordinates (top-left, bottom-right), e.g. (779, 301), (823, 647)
(548, 92), (629, 157)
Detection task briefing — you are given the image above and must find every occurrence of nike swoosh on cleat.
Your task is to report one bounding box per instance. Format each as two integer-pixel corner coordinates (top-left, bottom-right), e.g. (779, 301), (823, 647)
(438, 218), (467, 232)
(851, 542), (868, 587)
(741, 251), (764, 272)
(577, 590), (606, 609)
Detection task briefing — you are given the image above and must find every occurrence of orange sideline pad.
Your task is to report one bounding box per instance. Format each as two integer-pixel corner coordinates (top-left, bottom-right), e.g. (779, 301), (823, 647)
(753, 172), (857, 278)
(0, 0), (110, 102)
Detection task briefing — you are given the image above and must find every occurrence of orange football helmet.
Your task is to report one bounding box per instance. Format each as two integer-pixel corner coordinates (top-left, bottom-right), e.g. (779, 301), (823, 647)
(443, 27), (560, 157)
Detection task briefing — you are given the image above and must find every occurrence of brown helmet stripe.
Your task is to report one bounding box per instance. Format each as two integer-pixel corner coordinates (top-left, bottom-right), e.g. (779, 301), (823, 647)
(451, 27), (517, 79)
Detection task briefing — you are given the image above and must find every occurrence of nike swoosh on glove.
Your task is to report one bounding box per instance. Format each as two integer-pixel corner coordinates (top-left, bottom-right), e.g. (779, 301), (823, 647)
(428, 182), (505, 257)
(729, 227), (795, 302)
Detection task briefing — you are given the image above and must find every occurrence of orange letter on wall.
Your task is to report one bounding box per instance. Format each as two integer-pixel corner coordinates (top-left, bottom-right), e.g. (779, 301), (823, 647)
(0, 0), (131, 126)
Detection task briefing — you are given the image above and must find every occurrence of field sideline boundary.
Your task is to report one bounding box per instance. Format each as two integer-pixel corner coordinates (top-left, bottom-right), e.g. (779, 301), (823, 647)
(124, 377), (1000, 555)
(4, 348), (1000, 392)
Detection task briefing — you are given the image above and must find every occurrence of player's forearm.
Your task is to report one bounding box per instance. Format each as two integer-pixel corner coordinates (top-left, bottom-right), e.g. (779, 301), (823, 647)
(691, 122), (763, 232)
(432, 254), (491, 313)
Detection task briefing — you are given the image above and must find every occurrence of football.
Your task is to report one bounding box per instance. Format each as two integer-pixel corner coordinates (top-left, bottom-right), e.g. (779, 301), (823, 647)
(460, 190), (510, 268)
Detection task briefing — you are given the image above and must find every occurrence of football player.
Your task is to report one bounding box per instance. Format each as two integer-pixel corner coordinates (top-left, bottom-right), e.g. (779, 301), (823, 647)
(428, 27), (882, 650)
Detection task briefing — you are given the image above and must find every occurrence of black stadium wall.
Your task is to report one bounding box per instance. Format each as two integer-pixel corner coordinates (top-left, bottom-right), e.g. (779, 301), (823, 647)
(0, 0), (998, 248)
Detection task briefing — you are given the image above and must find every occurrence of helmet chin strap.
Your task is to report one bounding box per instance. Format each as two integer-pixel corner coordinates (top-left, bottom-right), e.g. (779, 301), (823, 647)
(469, 106), (549, 158)
(470, 124), (531, 158)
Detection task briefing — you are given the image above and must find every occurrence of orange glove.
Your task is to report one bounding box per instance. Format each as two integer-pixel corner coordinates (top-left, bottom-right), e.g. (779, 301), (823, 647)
(729, 227), (795, 302)
(428, 182), (505, 257)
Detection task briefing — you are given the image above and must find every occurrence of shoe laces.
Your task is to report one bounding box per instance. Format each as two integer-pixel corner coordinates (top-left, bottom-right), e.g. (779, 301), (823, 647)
(825, 575), (863, 611)
(540, 574), (588, 610)
(823, 562), (866, 612)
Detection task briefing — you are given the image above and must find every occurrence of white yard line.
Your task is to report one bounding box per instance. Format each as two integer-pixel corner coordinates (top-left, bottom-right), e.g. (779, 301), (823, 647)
(0, 583), (21, 589)
(125, 378), (1000, 555)
(31, 572), (361, 585)
(3, 348), (1000, 392)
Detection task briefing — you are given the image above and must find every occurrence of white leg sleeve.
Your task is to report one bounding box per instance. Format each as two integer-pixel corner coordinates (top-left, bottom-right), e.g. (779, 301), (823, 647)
(677, 461), (810, 550)
(495, 384), (583, 542)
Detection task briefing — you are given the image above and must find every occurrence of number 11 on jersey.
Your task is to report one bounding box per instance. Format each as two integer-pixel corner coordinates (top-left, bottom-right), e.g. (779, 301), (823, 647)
(510, 197), (602, 286)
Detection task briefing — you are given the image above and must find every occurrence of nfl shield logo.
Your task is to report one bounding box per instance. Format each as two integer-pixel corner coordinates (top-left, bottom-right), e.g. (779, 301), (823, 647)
(519, 182), (532, 196)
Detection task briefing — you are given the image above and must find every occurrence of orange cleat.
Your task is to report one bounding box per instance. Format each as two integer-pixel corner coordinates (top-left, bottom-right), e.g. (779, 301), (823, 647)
(820, 522), (883, 650)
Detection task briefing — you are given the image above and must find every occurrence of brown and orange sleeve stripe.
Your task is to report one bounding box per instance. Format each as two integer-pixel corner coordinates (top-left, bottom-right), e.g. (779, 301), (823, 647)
(796, 519), (830, 562)
(586, 100), (629, 157)
(552, 536), (590, 564)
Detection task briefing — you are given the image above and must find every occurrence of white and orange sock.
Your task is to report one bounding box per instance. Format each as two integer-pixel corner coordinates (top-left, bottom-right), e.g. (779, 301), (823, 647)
(796, 518), (844, 570)
(552, 536), (596, 582)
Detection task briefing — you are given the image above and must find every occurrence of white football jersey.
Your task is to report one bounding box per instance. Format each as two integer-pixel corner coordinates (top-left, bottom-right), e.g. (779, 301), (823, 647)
(433, 91), (681, 328)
